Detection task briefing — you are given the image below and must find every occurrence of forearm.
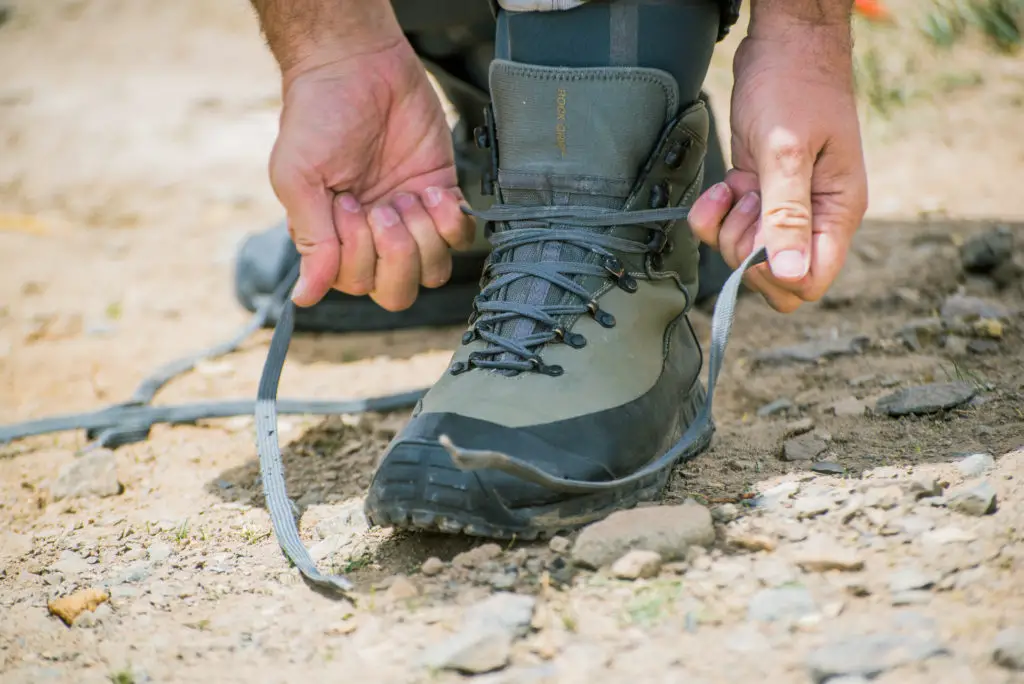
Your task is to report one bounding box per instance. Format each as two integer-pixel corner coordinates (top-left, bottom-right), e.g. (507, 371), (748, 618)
(250, 0), (405, 75)
(748, 0), (853, 40)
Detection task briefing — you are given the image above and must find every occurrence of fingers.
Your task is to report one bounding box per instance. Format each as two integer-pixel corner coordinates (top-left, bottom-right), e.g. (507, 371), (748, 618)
(424, 186), (476, 251)
(333, 193), (376, 296)
(394, 193), (452, 289)
(368, 205), (421, 312)
(689, 182), (734, 249)
(755, 132), (815, 282)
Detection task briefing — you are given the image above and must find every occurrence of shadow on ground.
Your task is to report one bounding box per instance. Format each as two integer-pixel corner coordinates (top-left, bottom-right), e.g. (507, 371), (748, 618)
(209, 217), (1024, 579)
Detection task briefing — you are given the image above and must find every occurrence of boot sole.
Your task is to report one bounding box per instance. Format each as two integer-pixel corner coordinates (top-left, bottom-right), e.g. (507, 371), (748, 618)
(365, 380), (714, 540)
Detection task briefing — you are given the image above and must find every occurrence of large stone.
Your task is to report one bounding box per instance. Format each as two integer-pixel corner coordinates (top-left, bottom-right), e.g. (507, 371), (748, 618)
(806, 633), (947, 683)
(875, 383), (976, 416)
(51, 450), (123, 500)
(948, 480), (998, 516)
(570, 501), (714, 569)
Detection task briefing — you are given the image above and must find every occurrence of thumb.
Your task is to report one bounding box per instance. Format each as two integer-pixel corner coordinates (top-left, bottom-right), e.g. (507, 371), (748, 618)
(280, 185), (340, 307)
(756, 137), (814, 281)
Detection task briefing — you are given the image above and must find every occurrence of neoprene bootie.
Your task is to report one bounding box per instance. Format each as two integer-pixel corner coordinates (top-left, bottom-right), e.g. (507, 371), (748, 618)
(364, 59), (715, 537)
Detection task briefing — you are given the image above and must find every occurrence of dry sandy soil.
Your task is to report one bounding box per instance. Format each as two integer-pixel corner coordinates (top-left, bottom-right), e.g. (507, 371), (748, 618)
(1, 1), (1023, 683)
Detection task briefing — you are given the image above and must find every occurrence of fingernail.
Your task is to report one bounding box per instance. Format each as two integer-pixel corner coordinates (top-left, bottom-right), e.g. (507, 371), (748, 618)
(394, 193), (415, 211)
(424, 187), (443, 208)
(709, 182), (729, 201)
(770, 249), (808, 279)
(369, 206), (399, 229)
(291, 277), (307, 303)
(338, 193), (361, 213)
(739, 192), (760, 214)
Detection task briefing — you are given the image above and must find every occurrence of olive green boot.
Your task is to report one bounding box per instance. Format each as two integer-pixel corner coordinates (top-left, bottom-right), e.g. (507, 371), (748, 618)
(365, 59), (714, 538)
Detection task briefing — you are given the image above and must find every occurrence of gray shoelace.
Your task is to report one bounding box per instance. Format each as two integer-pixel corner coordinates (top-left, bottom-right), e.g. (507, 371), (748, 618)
(456, 205), (692, 374)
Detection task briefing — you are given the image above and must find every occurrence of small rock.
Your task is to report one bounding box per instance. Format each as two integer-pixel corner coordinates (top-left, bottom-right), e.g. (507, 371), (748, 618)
(421, 557), (445, 576)
(806, 633), (947, 683)
(941, 294), (1014, 321)
(570, 500), (714, 569)
(785, 418), (816, 437)
(711, 504), (739, 523)
(422, 628), (511, 674)
(487, 572), (517, 590)
(875, 382), (976, 416)
(864, 485), (902, 510)
(993, 627), (1024, 671)
(794, 540), (865, 572)
(968, 339), (999, 355)
(452, 543), (502, 569)
(886, 515), (935, 537)
(783, 434), (828, 462)
(729, 531), (777, 553)
(147, 542), (172, 564)
(747, 587), (818, 623)
(757, 398), (794, 417)
(948, 480), (997, 516)
(906, 474), (943, 499)
(961, 226), (1013, 273)
(828, 397), (866, 417)
(956, 453), (995, 477)
(898, 318), (945, 349)
(887, 568), (938, 593)
(811, 461), (845, 475)
(312, 500), (369, 539)
(462, 593), (536, 638)
(48, 588), (109, 627)
(115, 561), (151, 584)
(921, 526), (977, 545)
(49, 551), (90, 577)
(385, 575), (419, 602)
(50, 450), (123, 500)
(548, 536), (571, 554)
(795, 496), (833, 519)
(755, 335), (869, 365)
(973, 318), (1004, 339)
(611, 550), (662, 580)
(891, 591), (932, 606)
(942, 335), (969, 356)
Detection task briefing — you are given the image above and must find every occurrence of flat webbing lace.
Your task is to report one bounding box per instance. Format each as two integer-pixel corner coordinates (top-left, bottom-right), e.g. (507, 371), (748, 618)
(457, 204), (692, 374)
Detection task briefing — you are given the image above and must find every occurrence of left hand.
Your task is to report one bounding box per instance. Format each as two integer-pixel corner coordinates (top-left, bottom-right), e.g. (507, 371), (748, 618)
(689, 21), (868, 313)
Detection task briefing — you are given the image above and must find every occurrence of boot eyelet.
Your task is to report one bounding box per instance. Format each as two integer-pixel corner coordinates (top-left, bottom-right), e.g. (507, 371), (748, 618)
(649, 181), (671, 209)
(543, 364), (564, 377)
(618, 274), (638, 293)
(474, 125), (490, 149)
(450, 361), (468, 375)
(587, 300), (616, 328)
(663, 139), (689, 169)
(461, 331), (475, 345)
(646, 230), (667, 253)
(603, 256), (625, 278)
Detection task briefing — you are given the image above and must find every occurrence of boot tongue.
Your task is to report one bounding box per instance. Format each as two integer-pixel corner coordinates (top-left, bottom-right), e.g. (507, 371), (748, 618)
(489, 59), (680, 203)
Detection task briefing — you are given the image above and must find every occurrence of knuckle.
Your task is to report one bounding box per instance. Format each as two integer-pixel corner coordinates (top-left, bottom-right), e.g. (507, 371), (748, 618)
(764, 201), (812, 231)
(375, 231), (418, 260)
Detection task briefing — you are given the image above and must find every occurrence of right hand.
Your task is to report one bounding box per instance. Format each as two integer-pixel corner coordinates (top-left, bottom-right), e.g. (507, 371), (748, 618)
(270, 39), (476, 311)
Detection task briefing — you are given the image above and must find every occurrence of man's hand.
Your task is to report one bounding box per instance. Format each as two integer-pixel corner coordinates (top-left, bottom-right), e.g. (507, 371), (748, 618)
(689, 3), (868, 313)
(253, 0), (475, 310)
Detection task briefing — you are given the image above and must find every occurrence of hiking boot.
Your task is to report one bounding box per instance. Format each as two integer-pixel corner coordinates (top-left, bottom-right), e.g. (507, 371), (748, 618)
(364, 59), (715, 538)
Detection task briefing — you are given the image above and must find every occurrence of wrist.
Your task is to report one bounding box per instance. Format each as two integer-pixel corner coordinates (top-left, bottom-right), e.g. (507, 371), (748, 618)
(254, 0), (406, 79)
(748, 0), (853, 41)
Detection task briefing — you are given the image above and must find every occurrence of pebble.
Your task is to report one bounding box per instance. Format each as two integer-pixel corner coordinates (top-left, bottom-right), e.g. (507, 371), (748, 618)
(811, 461), (845, 475)
(874, 382), (976, 416)
(747, 587), (818, 623)
(784, 417), (816, 437)
(961, 226), (1013, 273)
(968, 339), (1000, 354)
(147, 542), (172, 564)
(948, 480), (997, 516)
(864, 485), (902, 510)
(312, 500), (369, 539)
(757, 398), (794, 417)
(941, 294), (1014, 321)
(611, 550), (662, 580)
(462, 593), (536, 638)
(754, 335), (869, 365)
(921, 526), (978, 545)
(570, 500), (714, 569)
(783, 434), (827, 462)
(711, 503), (739, 523)
(805, 633), (947, 683)
(452, 543), (502, 569)
(50, 450), (124, 500)
(728, 531), (777, 553)
(794, 496), (833, 519)
(47, 588), (109, 626)
(49, 551), (91, 577)
(993, 627), (1024, 671)
(828, 397), (867, 417)
(548, 536), (571, 554)
(973, 318), (1004, 339)
(385, 575), (419, 602)
(794, 540), (865, 572)
(942, 335), (969, 356)
(422, 628), (512, 674)
(956, 453), (995, 477)
(115, 561), (152, 585)
(906, 474), (943, 499)
(887, 568), (938, 593)
(421, 557), (445, 577)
